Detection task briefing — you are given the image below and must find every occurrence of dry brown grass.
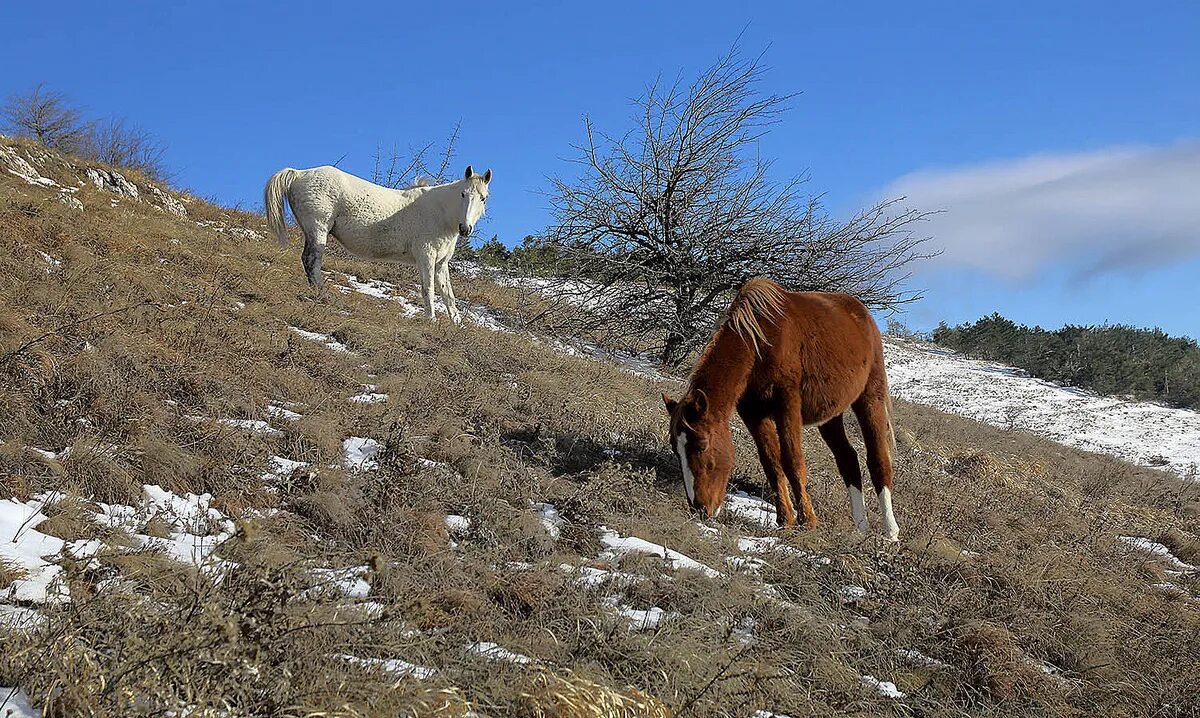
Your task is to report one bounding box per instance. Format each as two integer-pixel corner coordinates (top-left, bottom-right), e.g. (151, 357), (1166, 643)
(0, 558), (27, 589)
(2, 141), (1199, 717)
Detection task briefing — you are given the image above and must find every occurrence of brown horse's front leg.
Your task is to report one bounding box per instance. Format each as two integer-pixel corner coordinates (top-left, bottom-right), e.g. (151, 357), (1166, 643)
(775, 395), (819, 529)
(739, 407), (797, 527)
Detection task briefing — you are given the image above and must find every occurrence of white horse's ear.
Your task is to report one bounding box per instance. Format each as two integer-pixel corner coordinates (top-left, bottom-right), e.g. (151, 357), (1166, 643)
(464, 165), (474, 179)
(482, 169), (492, 184)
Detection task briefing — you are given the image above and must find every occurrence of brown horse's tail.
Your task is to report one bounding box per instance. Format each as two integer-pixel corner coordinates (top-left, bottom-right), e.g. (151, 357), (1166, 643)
(264, 168), (300, 248)
(726, 277), (788, 356)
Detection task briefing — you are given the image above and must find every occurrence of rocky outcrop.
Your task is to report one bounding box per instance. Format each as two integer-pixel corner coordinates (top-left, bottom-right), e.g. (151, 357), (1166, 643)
(0, 137), (187, 218)
(85, 167), (140, 199)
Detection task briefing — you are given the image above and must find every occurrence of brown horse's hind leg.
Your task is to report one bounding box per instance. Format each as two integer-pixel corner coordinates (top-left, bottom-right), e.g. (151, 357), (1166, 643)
(852, 378), (900, 541)
(775, 393), (818, 528)
(739, 405), (797, 527)
(818, 414), (870, 535)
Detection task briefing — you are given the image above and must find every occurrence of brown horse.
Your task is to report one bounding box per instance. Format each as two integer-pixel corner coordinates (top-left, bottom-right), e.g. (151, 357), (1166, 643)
(663, 277), (899, 540)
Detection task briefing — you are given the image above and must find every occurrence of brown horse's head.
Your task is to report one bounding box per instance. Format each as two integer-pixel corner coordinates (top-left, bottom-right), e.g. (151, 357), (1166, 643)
(663, 390), (733, 518)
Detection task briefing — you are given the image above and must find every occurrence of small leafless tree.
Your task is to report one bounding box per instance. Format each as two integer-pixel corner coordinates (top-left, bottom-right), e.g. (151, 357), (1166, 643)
(85, 116), (170, 181)
(537, 49), (936, 368)
(3, 83), (172, 181)
(371, 122), (461, 188)
(1, 82), (89, 151)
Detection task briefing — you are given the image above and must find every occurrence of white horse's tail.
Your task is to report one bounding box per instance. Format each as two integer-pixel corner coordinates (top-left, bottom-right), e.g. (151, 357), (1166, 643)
(264, 168), (300, 248)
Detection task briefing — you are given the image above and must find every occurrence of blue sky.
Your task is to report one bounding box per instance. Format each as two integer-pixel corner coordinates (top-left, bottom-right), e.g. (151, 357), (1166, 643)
(3, 2), (1198, 337)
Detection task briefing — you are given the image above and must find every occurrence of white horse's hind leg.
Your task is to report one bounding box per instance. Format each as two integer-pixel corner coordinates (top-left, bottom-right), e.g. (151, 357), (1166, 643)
(435, 258), (461, 325)
(298, 219), (330, 291)
(416, 251), (437, 320)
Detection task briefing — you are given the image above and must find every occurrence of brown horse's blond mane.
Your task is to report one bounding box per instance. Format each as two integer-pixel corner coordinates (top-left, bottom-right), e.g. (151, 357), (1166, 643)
(726, 277), (788, 355)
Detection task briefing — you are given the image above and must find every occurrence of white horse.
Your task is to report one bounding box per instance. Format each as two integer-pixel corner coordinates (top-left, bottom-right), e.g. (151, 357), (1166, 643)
(264, 164), (491, 323)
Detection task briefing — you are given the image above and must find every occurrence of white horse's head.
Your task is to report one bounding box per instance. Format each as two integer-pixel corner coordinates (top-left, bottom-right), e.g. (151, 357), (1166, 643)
(458, 165), (492, 238)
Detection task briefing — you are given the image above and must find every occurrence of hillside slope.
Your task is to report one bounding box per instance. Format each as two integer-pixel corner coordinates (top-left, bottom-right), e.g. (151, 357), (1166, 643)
(1, 140), (1198, 717)
(885, 340), (1200, 479)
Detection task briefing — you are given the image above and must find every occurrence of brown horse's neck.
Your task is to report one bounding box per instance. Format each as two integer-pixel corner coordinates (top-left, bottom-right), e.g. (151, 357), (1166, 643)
(687, 325), (755, 421)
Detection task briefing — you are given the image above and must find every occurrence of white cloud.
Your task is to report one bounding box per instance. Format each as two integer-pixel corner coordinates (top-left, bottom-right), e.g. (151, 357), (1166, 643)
(882, 141), (1200, 279)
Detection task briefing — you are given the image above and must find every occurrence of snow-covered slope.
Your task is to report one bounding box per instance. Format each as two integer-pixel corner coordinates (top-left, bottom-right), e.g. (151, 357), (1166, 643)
(884, 338), (1200, 479)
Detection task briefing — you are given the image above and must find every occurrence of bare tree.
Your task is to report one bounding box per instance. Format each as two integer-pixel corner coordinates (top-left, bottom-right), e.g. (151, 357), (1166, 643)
(371, 122), (462, 188)
(536, 49), (936, 368)
(3, 83), (172, 181)
(85, 116), (170, 181)
(1, 82), (88, 151)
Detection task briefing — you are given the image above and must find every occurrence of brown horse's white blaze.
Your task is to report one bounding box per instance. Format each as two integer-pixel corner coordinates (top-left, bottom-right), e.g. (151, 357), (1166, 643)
(663, 277), (900, 541)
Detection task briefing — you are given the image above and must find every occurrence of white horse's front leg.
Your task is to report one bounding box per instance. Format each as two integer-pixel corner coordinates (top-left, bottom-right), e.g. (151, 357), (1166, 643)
(417, 253), (437, 320)
(435, 258), (461, 325)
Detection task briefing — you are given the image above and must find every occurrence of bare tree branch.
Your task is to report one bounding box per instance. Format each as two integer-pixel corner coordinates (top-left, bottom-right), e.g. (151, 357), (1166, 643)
(84, 116), (170, 181)
(1, 82), (88, 152)
(533, 47), (938, 368)
(371, 122), (463, 188)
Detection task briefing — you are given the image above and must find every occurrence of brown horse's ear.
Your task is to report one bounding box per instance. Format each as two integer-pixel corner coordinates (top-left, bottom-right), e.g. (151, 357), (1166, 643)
(482, 168), (492, 184)
(683, 389), (707, 424)
(662, 393), (678, 414)
(464, 165), (474, 179)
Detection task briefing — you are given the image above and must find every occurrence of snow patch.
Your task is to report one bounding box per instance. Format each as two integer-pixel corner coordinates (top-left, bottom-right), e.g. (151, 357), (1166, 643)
(183, 416), (283, 437)
(466, 641), (532, 664)
(531, 501), (563, 540)
(895, 648), (952, 670)
(0, 605), (45, 630)
(597, 526), (722, 578)
(342, 437), (383, 471)
(444, 515), (471, 535)
(560, 564), (644, 590)
(0, 687), (38, 718)
(0, 497), (68, 604)
(602, 596), (673, 630)
(289, 326), (352, 353)
(337, 653), (435, 680)
(266, 403), (303, 421)
(860, 674), (906, 698)
(261, 456), (309, 483)
(89, 485), (236, 569)
(838, 585), (869, 604)
(724, 491), (777, 527)
(309, 565), (371, 599)
(737, 536), (832, 566)
(1117, 536), (1196, 573)
(349, 390), (388, 404)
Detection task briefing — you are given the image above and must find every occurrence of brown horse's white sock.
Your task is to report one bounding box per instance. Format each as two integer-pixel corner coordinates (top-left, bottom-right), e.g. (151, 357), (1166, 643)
(848, 486), (869, 534)
(878, 487), (899, 541)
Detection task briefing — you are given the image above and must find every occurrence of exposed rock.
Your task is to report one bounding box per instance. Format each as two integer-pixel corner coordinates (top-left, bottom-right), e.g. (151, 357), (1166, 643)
(145, 184), (187, 217)
(3, 138), (187, 218)
(56, 192), (84, 211)
(1, 144), (58, 187)
(86, 167), (140, 199)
